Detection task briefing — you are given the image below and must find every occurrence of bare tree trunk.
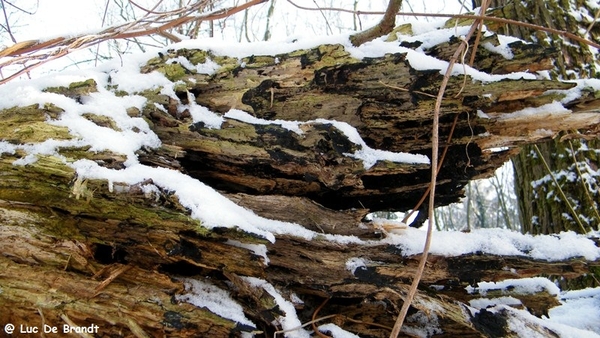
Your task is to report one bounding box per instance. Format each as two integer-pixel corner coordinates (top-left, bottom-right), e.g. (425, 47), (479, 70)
(506, 0), (600, 234)
(513, 138), (600, 234)
(262, 0), (276, 41)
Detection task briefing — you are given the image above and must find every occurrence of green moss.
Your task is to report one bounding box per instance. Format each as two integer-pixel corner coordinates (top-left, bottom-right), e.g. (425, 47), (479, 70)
(188, 50), (209, 65)
(43, 79), (98, 98)
(443, 17), (476, 28)
(0, 104), (72, 143)
(82, 113), (121, 131)
(0, 155), (209, 240)
(159, 63), (188, 82)
(69, 79), (98, 91)
(242, 55), (278, 68)
(212, 55), (242, 75)
(173, 82), (188, 93)
(317, 44), (355, 66)
(386, 23), (414, 42)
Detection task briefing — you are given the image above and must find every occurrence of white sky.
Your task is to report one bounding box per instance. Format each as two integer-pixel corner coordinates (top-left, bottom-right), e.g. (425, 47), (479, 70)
(15, 0), (105, 41)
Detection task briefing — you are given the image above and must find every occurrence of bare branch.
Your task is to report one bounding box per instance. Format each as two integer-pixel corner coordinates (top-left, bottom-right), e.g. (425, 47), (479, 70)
(349, 0), (402, 47)
(0, 0), (268, 84)
(1, 0), (17, 43)
(2, 0), (37, 15)
(285, 1), (600, 50)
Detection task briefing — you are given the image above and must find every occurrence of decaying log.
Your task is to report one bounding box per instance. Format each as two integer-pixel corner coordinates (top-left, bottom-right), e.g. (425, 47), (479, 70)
(1, 153), (599, 337)
(138, 40), (598, 212)
(1, 12), (600, 338)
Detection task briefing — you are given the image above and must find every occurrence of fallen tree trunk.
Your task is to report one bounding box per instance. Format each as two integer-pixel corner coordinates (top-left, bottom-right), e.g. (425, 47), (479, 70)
(138, 38), (598, 212)
(1, 186), (599, 337)
(1, 7), (600, 338)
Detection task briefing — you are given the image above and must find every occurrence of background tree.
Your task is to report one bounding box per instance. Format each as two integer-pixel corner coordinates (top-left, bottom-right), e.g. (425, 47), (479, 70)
(484, 0), (600, 234)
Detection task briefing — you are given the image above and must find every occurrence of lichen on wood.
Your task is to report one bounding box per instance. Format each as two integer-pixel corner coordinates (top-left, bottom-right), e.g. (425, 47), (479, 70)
(1, 12), (600, 337)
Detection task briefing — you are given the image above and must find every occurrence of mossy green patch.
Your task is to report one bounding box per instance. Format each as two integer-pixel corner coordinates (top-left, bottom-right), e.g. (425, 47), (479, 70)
(0, 104), (72, 143)
(242, 55), (278, 68)
(43, 78), (98, 99)
(159, 63), (188, 82)
(187, 49), (209, 65)
(81, 113), (121, 131)
(0, 155), (209, 240)
(386, 23), (414, 41)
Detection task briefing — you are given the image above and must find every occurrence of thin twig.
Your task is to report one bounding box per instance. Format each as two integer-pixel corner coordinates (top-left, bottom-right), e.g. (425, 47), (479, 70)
(401, 112), (461, 224)
(567, 140), (600, 227)
(312, 0), (333, 36)
(0, 0), (17, 43)
(95, 0), (111, 67)
(93, 264), (132, 296)
(468, 2), (490, 66)
(533, 144), (587, 233)
(273, 315), (337, 337)
(38, 308), (47, 338)
(0, 0), (267, 84)
(2, 0), (36, 15)
(389, 0), (488, 334)
(584, 7), (600, 36)
(284, 1), (600, 49)
(312, 298), (332, 338)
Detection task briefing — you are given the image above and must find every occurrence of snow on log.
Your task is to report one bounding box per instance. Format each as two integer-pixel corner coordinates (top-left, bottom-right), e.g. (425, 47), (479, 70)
(1, 15), (600, 338)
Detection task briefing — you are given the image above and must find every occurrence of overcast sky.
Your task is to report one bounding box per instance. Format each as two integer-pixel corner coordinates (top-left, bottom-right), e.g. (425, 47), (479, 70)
(2, 0), (466, 77)
(15, 0), (104, 41)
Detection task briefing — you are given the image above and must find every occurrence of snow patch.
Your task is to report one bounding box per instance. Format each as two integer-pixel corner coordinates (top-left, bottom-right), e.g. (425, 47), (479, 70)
(317, 324), (360, 338)
(498, 101), (570, 120)
(466, 277), (560, 296)
(345, 257), (367, 274)
(226, 240), (269, 265)
(242, 277), (310, 338)
(176, 277), (255, 328)
(384, 228), (600, 260)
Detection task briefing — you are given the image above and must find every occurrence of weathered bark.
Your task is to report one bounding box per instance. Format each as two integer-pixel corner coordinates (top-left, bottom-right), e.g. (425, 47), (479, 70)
(513, 137), (600, 234)
(497, 0), (600, 234)
(1, 4), (600, 337)
(1, 180), (599, 337)
(139, 40), (598, 213)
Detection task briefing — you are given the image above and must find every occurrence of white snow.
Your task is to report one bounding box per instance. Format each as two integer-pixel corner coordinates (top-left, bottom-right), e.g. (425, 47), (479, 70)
(467, 281), (600, 336)
(466, 277), (561, 296)
(1, 17), (599, 337)
(176, 277), (255, 328)
(181, 96), (224, 128)
(469, 296), (523, 309)
(497, 101), (571, 120)
(384, 228), (600, 261)
(504, 305), (600, 338)
(317, 324), (360, 338)
(242, 277), (310, 338)
(226, 240), (269, 265)
(345, 257), (368, 274)
(549, 287), (600, 334)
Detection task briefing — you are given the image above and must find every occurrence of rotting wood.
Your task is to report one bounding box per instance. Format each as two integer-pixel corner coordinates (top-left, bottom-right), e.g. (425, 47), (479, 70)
(138, 42), (599, 212)
(1, 11), (600, 337)
(1, 201), (598, 337)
